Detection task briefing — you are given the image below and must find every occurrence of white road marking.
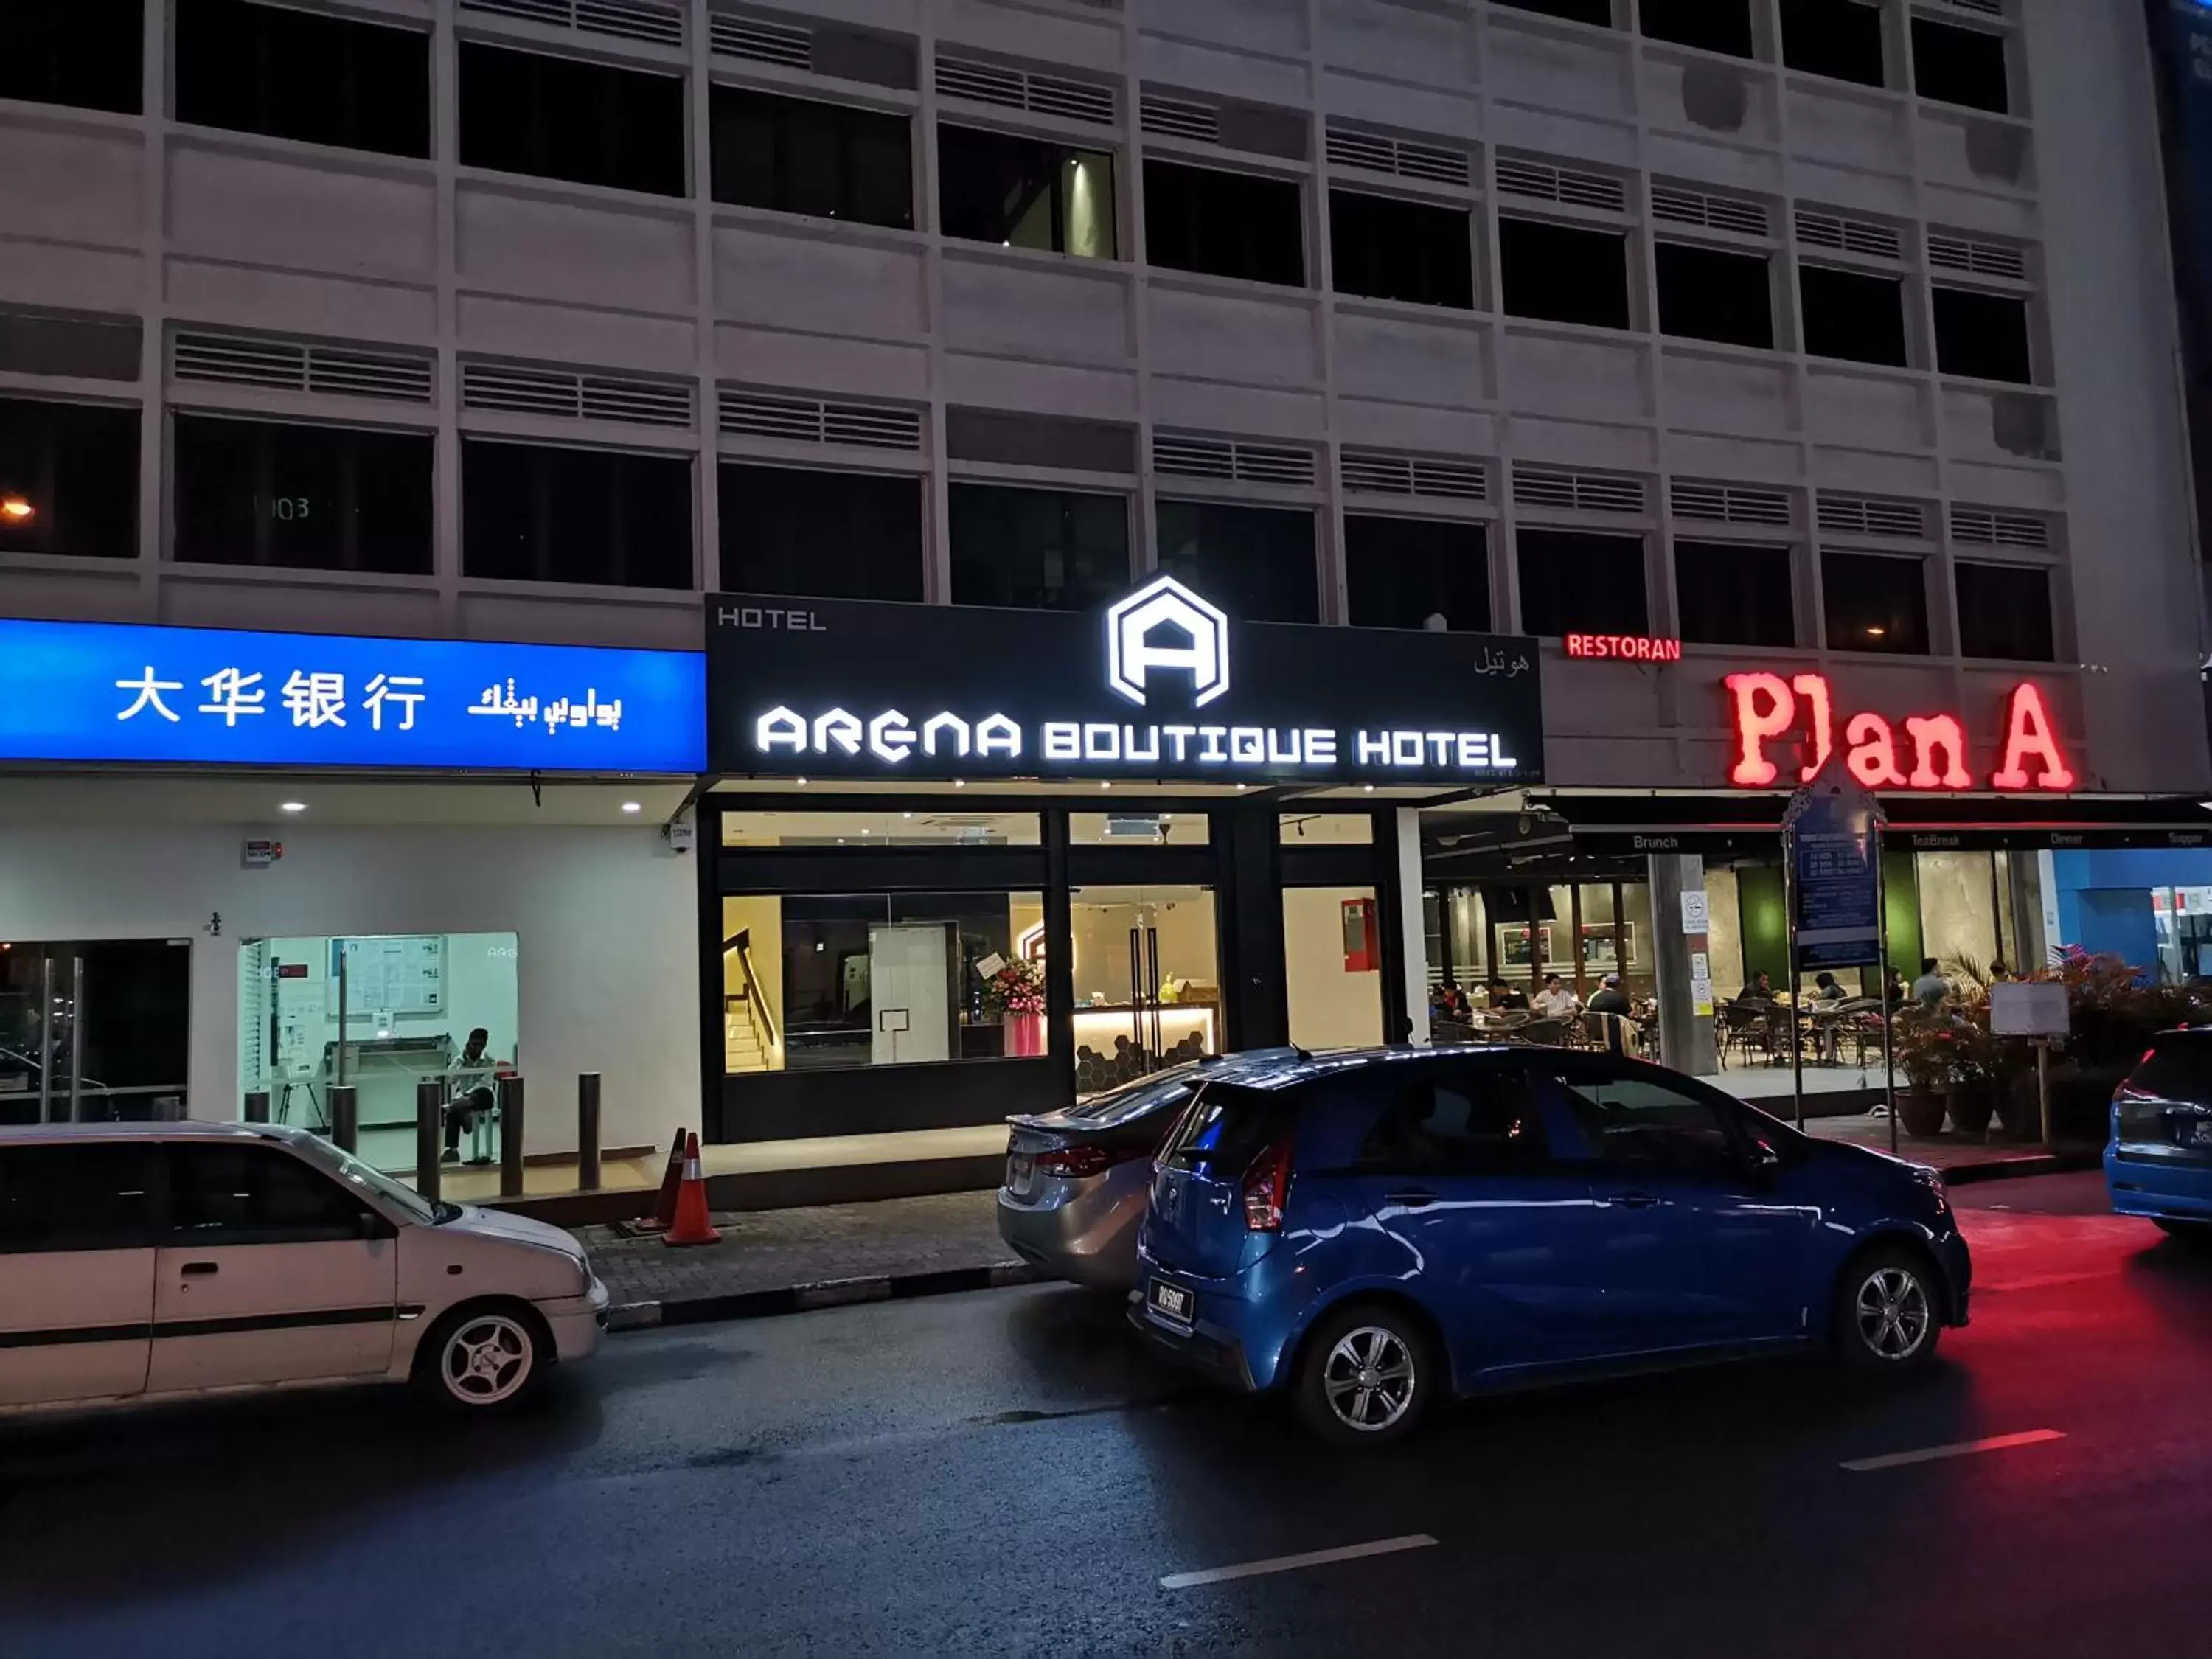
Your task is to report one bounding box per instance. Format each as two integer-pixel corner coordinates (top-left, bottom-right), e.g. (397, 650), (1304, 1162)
(1841, 1429), (2065, 1473)
(1159, 1534), (1439, 1590)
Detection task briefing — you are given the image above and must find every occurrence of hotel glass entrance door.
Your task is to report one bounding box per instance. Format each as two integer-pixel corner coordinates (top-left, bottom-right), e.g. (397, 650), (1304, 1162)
(0, 939), (191, 1125)
(1068, 886), (1220, 1093)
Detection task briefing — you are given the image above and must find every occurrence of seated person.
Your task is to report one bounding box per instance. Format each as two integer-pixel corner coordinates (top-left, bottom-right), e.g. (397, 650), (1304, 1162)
(1809, 971), (1846, 1007)
(1531, 973), (1582, 1019)
(1736, 970), (1775, 1004)
(1587, 973), (1632, 1017)
(444, 1026), (500, 1164)
(1489, 979), (1531, 1012)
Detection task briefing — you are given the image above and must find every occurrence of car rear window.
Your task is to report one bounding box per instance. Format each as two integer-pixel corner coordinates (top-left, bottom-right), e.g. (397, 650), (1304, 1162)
(1160, 1082), (1290, 1173)
(1067, 1064), (1205, 1127)
(2124, 1035), (2212, 1105)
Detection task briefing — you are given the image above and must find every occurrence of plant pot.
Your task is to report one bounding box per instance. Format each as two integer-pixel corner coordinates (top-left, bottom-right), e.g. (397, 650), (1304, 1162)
(1947, 1087), (1995, 1137)
(1896, 1089), (1950, 1139)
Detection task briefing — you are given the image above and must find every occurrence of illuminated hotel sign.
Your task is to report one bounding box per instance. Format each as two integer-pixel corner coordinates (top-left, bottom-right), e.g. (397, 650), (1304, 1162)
(1723, 672), (2076, 793)
(707, 578), (1547, 787)
(1565, 633), (1683, 663)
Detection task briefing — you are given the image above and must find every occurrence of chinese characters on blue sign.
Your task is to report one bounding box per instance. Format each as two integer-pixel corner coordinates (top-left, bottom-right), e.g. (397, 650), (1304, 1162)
(0, 619), (706, 772)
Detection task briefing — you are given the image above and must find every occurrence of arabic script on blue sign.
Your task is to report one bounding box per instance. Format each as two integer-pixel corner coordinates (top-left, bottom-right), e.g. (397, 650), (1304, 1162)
(0, 619), (705, 773)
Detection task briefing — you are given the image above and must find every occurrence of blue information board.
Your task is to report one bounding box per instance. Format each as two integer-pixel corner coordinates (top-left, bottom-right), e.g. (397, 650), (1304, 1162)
(1790, 782), (1882, 970)
(0, 618), (705, 773)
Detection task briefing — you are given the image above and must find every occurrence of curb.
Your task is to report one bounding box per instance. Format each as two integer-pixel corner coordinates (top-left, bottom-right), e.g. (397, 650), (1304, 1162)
(1938, 1150), (2100, 1186)
(606, 1260), (1041, 1332)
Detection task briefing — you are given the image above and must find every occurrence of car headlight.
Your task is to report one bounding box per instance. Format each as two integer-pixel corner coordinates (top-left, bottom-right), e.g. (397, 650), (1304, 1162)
(1910, 1164), (1950, 1218)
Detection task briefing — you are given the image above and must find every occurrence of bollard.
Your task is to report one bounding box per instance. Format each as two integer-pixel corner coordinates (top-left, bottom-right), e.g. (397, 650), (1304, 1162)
(328, 1084), (358, 1154)
(577, 1073), (602, 1192)
(243, 1091), (271, 1124)
(416, 1079), (445, 1205)
(498, 1074), (526, 1198)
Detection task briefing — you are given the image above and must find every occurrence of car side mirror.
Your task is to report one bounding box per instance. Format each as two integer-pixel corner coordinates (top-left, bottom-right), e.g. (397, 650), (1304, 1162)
(1742, 1140), (1781, 1184)
(358, 1209), (396, 1241)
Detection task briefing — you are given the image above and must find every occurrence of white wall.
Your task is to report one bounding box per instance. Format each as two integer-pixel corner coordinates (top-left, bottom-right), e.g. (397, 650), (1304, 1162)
(1284, 887), (1383, 1051)
(0, 821), (698, 1156)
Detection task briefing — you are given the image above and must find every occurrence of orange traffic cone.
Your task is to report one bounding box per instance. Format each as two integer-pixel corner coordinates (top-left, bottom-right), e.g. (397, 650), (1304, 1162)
(649, 1126), (687, 1231)
(662, 1132), (720, 1248)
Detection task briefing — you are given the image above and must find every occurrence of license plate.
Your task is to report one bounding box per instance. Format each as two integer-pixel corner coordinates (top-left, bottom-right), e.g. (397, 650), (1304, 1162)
(1007, 1154), (1034, 1197)
(1147, 1279), (1193, 1324)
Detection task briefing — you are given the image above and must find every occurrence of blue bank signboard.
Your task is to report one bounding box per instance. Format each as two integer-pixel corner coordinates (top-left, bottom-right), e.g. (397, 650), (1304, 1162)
(0, 619), (706, 773)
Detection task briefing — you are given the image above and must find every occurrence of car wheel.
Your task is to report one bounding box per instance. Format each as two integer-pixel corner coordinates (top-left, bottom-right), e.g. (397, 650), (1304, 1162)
(2153, 1218), (2212, 1245)
(417, 1304), (547, 1412)
(1833, 1246), (1941, 1376)
(1293, 1304), (1435, 1448)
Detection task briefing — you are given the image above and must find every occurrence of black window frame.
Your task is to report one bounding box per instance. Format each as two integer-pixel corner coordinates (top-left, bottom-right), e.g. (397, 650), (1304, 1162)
(1343, 512), (1492, 633)
(1798, 263), (1911, 369)
(717, 460), (925, 602)
(1142, 158), (1307, 289)
(161, 1143), (391, 1248)
(1516, 526), (1651, 638)
(171, 411), (434, 577)
(1909, 15), (2011, 116)
(1930, 285), (2034, 386)
(1954, 560), (2055, 663)
(1674, 539), (1796, 648)
(1638, 0), (1753, 60)
(1353, 1065), (1554, 1178)
(1494, 0), (1613, 27)
(1822, 549), (1931, 655)
(3, 0), (143, 116)
(1154, 496), (1321, 625)
(458, 39), (687, 199)
(936, 122), (1116, 257)
(175, 0), (431, 161)
(710, 83), (917, 231)
(0, 1142), (161, 1255)
(463, 437), (695, 591)
(1781, 0), (1888, 91)
(947, 480), (1132, 613)
(1498, 215), (1633, 332)
(1328, 188), (1476, 311)
(0, 394), (140, 561)
(1654, 240), (1775, 350)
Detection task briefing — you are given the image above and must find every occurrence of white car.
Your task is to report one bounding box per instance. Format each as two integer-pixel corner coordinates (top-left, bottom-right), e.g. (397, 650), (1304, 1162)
(0, 1121), (608, 1416)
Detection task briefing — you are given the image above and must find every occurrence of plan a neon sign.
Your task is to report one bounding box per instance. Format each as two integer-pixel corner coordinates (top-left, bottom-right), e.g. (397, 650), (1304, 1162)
(1724, 673), (2076, 793)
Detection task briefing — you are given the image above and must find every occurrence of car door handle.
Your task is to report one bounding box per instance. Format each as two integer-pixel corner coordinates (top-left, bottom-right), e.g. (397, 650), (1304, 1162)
(1609, 1191), (1660, 1210)
(1384, 1190), (1439, 1209)
(179, 1262), (219, 1276)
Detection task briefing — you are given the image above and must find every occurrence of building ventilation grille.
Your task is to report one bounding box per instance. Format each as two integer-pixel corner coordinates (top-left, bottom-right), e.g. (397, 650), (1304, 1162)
(1340, 451), (1486, 501)
(1651, 185), (1769, 239)
(1154, 434), (1316, 487)
(936, 55), (1116, 126)
(1495, 157), (1627, 213)
(462, 363), (695, 428)
(1140, 94), (1220, 145)
(172, 332), (434, 403)
(1671, 481), (1790, 527)
(720, 389), (923, 451)
(1795, 209), (1904, 262)
(1324, 126), (1471, 188)
(1513, 467), (1645, 515)
(1817, 493), (1928, 540)
(1950, 507), (2048, 549)
(707, 13), (810, 69)
(462, 0), (684, 49)
(1927, 234), (2028, 282)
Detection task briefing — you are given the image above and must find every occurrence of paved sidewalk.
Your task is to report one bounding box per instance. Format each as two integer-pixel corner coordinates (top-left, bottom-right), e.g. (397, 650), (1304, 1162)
(1801, 1112), (2101, 1180)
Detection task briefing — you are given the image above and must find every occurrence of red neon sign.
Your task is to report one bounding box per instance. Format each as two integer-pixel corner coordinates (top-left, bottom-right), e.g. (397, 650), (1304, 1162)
(1566, 633), (1683, 663)
(1723, 674), (2076, 793)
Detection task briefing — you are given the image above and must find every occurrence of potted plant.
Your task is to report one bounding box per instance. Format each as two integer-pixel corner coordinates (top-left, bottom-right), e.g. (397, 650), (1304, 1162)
(981, 959), (1046, 1057)
(1891, 1012), (1959, 1138)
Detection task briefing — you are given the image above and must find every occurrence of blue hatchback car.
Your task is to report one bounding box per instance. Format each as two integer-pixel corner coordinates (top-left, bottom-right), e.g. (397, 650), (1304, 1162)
(1130, 1046), (1971, 1446)
(2106, 1029), (2212, 1235)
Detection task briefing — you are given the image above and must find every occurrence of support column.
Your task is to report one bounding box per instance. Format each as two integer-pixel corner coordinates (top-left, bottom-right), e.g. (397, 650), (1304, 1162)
(1649, 855), (1717, 1077)
(1394, 809), (1430, 1046)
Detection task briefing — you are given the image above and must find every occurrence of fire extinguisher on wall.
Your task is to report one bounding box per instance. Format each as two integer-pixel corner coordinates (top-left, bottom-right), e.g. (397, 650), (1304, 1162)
(1341, 898), (1380, 973)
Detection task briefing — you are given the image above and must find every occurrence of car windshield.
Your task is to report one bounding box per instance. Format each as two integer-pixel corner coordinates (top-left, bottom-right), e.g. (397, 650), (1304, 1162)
(2125, 1037), (2212, 1105)
(321, 1144), (444, 1225)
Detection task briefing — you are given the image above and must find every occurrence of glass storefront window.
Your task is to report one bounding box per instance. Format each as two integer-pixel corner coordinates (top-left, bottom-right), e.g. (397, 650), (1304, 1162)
(723, 891), (1045, 1075)
(1285, 887), (1385, 1049)
(1069, 811), (1210, 846)
(1280, 813), (1374, 845)
(721, 810), (1041, 848)
(1071, 885), (1220, 1093)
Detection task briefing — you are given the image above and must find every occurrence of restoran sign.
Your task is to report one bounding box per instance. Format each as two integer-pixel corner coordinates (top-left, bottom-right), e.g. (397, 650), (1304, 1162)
(1724, 672), (2075, 793)
(708, 577), (1546, 786)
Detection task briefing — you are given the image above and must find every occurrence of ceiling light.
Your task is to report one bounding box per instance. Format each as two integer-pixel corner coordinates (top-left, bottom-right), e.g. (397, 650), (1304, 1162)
(620, 801), (641, 814)
(0, 495), (34, 523)
(1099, 780), (1112, 790)
(1864, 626), (1887, 639)
(796, 776), (807, 786)
(902, 811), (914, 819)
(955, 779), (967, 789)
(279, 801), (307, 813)
(1364, 784), (1376, 793)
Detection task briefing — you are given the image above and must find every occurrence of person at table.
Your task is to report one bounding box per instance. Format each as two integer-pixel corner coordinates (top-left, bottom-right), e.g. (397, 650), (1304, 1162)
(1489, 979), (1530, 1012)
(1736, 970), (1775, 1005)
(1531, 973), (1582, 1019)
(1809, 970), (1846, 1006)
(1911, 958), (1950, 1011)
(1588, 973), (1632, 1018)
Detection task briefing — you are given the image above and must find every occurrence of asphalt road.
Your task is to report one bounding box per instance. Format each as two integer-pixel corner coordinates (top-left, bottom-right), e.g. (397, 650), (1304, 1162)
(2, 1172), (2206, 1659)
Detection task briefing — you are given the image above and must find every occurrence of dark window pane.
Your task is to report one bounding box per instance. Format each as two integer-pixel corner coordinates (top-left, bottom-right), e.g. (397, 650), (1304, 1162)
(1933, 286), (2031, 384)
(0, 396), (138, 559)
(465, 440), (692, 589)
(718, 464), (921, 600)
(939, 125), (1115, 257)
(1500, 218), (1631, 330)
(1911, 17), (2008, 114)
(1548, 1068), (1736, 1177)
(1517, 528), (1648, 636)
(1823, 551), (1928, 653)
(1799, 265), (1908, 367)
(1144, 160), (1305, 288)
(1676, 540), (1794, 647)
(0, 309), (141, 381)
(1640, 0), (1752, 58)
(949, 483), (1128, 611)
(1155, 499), (1318, 623)
(173, 414), (431, 575)
(459, 41), (685, 198)
(709, 86), (914, 230)
(1781, 0), (1886, 89)
(0, 1144), (157, 1253)
(1344, 515), (1490, 631)
(1329, 190), (1474, 309)
(166, 1146), (366, 1245)
(1494, 0), (1611, 25)
(1955, 563), (2053, 661)
(176, 0), (429, 159)
(1357, 1071), (1551, 1176)
(1655, 242), (1773, 349)
(2, 0), (141, 115)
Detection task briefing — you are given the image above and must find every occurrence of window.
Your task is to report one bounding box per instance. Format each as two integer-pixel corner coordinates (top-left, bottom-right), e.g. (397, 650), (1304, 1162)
(1357, 1070), (1549, 1176)
(1161, 1082), (1290, 1173)
(1655, 243), (1773, 349)
(1156, 499), (1319, 624)
(1676, 540), (1795, 647)
(175, 0), (429, 159)
(1640, 0), (1752, 59)
(173, 415), (431, 575)
(718, 463), (922, 601)
(1494, 0), (1611, 25)
(711, 87), (914, 230)
(1823, 551), (1929, 654)
(723, 811), (1041, 847)
(166, 1145), (376, 1245)
(939, 125), (1115, 257)
(1281, 814), (1373, 845)
(950, 483), (1129, 611)
(1911, 17), (2009, 114)
(1517, 528), (1648, 636)
(1799, 265), (1908, 368)
(4, 0), (141, 115)
(1500, 218), (1631, 330)
(0, 1144), (156, 1253)
(0, 397), (138, 560)
(464, 439), (692, 589)
(1144, 160), (1306, 288)
(1329, 192), (1475, 310)
(459, 41), (684, 198)
(1955, 563), (2053, 661)
(1344, 515), (1491, 632)
(1781, 0), (1886, 89)
(1072, 812), (1211, 846)
(1548, 1068), (1738, 1176)
(1932, 287), (2031, 385)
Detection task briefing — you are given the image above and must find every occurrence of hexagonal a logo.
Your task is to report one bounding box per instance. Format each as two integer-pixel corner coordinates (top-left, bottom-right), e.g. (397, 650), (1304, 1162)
(1106, 575), (1230, 708)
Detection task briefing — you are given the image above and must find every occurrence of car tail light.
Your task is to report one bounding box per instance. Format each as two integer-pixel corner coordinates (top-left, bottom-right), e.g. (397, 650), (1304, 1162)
(1242, 1139), (1294, 1232)
(1035, 1144), (1150, 1179)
